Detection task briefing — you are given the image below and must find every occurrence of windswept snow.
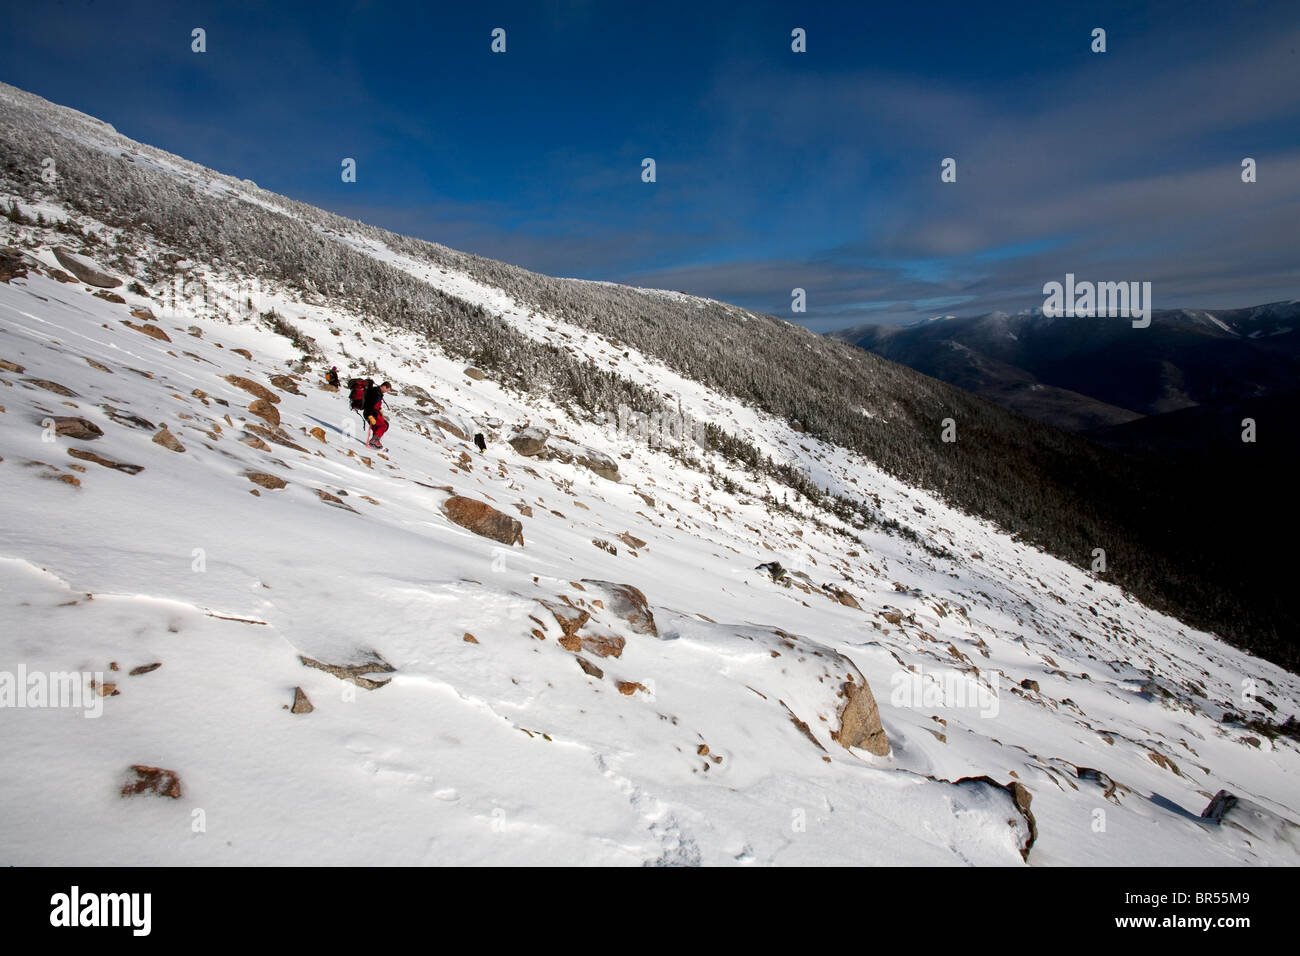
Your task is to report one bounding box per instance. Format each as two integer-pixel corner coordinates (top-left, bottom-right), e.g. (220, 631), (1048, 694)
(1, 186), (1298, 865)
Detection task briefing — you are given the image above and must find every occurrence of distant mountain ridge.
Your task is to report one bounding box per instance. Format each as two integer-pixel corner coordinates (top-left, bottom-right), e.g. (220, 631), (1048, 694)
(832, 303), (1300, 432)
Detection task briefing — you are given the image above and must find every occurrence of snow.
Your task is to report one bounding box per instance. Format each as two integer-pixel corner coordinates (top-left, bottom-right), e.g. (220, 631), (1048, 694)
(1, 153), (1298, 866)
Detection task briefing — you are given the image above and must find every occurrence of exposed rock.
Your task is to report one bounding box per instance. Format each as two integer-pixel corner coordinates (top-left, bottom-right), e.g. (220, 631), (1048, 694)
(782, 701), (827, 752)
(270, 374), (302, 395)
(102, 405), (155, 430)
(955, 776), (1038, 861)
(756, 561), (787, 583)
(123, 321), (171, 342)
(152, 426), (185, 452)
(95, 291), (126, 304)
(442, 495), (524, 546)
(53, 247), (121, 288)
(23, 378), (78, 397)
(315, 488), (359, 512)
(309, 426), (327, 442)
(463, 366), (486, 380)
(575, 656), (604, 678)
(592, 538), (617, 555)
(248, 399), (280, 427)
(130, 307), (155, 321)
(289, 687), (314, 714)
(433, 416), (470, 441)
(0, 247), (28, 284)
(68, 448), (143, 475)
(824, 584), (861, 609)
(128, 662), (162, 676)
(835, 677), (890, 755)
(298, 652), (395, 690)
(120, 765), (182, 799)
(1077, 767), (1119, 800)
(223, 374), (280, 404)
(0, 358), (25, 373)
(1020, 678), (1040, 692)
(540, 600), (590, 640)
(243, 423), (309, 452)
(1200, 789), (1300, 845)
(508, 426), (550, 457)
(463, 633), (479, 644)
(85, 357), (113, 373)
(42, 471), (80, 487)
(231, 348), (253, 360)
(579, 580), (657, 636)
(49, 416), (103, 440)
(619, 532), (647, 550)
(572, 446), (620, 481)
(244, 471), (287, 490)
(617, 681), (647, 696)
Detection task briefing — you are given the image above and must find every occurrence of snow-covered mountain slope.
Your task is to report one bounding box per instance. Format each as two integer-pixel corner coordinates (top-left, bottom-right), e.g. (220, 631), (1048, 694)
(2, 199), (1298, 865)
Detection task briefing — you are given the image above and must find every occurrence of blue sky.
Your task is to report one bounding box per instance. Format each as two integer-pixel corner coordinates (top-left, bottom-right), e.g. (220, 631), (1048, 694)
(3, 0), (1298, 330)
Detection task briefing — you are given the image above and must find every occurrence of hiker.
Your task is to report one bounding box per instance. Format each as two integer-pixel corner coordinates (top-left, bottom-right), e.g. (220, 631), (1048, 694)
(363, 381), (392, 449)
(326, 366), (340, 388)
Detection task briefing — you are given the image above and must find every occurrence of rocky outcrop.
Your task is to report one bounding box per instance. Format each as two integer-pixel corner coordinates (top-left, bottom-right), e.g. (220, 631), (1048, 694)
(120, 765), (182, 799)
(579, 580), (657, 636)
(434, 416), (471, 441)
(224, 375), (280, 404)
(67, 448), (143, 475)
(955, 776), (1038, 861)
(123, 321), (171, 342)
(509, 426), (550, 457)
(152, 426), (185, 452)
(1201, 789), (1300, 846)
(244, 471), (287, 490)
(270, 374), (301, 395)
(835, 677), (890, 755)
(298, 652), (395, 690)
(53, 247), (121, 288)
(247, 399), (280, 427)
(49, 417), (103, 440)
(0, 247), (29, 284)
(507, 427), (620, 481)
(443, 496), (524, 546)
(101, 405), (155, 430)
(289, 687), (314, 714)
(24, 378), (78, 397)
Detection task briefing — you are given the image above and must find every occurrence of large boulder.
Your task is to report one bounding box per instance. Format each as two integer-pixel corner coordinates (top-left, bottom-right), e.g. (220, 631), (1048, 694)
(443, 496), (524, 546)
(53, 247), (122, 288)
(0, 247), (29, 284)
(954, 776), (1038, 861)
(579, 580), (657, 636)
(49, 417), (103, 440)
(224, 375), (280, 404)
(1201, 789), (1300, 846)
(835, 677), (890, 755)
(572, 445), (620, 482)
(508, 426), (550, 457)
(506, 427), (620, 481)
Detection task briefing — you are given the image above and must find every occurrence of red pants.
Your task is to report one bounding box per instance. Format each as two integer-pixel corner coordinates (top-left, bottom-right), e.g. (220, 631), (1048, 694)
(369, 413), (388, 442)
